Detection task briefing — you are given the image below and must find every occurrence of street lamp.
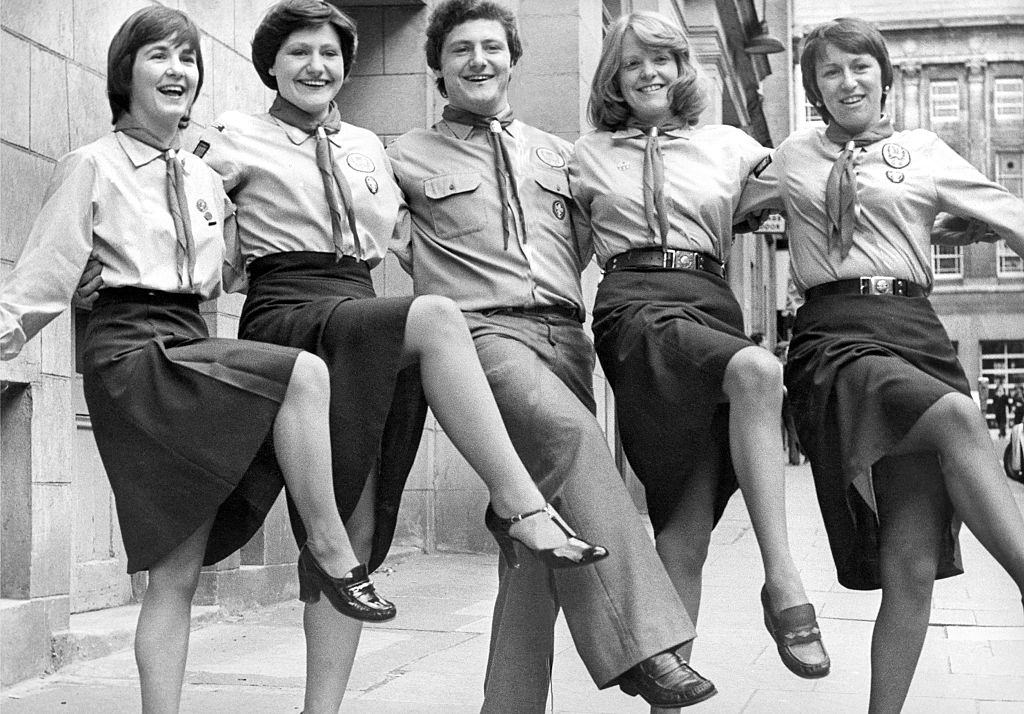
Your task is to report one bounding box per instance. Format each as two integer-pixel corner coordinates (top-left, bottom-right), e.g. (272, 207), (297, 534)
(744, 0), (785, 55)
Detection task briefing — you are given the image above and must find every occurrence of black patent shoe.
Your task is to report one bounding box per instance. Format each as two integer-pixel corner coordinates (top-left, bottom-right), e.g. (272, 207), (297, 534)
(297, 546), (396, 622)
(617, 648), (717, 708)
(761, 585), (830, 678)
(484, 503), (609, 569)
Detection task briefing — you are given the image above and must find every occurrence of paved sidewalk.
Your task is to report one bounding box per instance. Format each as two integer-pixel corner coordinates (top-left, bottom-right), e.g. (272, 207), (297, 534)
(3, 463), (1023, 713)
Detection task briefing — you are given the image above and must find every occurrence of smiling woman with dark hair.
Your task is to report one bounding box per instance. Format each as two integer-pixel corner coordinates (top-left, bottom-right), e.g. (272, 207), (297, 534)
(742, 16), (1024, 713)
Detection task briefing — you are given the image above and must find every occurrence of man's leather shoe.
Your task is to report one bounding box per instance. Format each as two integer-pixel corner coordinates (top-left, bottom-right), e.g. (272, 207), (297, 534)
(616, 648), (717, 707)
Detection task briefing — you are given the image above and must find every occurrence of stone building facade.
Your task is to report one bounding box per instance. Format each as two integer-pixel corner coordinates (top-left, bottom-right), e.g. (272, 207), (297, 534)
(0, 0), (785, 685)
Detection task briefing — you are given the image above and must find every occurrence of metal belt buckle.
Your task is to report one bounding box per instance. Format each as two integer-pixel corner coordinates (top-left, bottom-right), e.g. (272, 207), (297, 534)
(665, 250), (695, 269)
(861, 276), (895, 295)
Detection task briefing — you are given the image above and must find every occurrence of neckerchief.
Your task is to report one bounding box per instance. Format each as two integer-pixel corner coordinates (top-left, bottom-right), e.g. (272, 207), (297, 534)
(625, 118), (686, 250)
(269, 95), (361, 259)
(824, 115), (894, 258)
(115, 117), (195, 288)
(442, 104), (522, 250)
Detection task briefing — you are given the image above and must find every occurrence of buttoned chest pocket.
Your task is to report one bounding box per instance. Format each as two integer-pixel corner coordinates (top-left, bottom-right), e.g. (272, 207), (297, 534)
(532, 171), (572, 230)
(424, 172), (486, 240)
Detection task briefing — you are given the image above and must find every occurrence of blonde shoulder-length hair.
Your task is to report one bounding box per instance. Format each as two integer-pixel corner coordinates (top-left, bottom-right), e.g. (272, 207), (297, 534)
(588, 11), (707, 131)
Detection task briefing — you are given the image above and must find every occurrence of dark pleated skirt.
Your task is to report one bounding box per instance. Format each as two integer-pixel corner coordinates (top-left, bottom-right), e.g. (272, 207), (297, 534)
(82, 288), (301, 573)
(786, 292), (968, 590)
(592, 268), (748, 534)
(239, 252), (427, 573)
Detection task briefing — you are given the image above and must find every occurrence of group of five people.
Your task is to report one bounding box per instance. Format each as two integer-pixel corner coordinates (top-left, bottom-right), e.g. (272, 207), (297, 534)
(2, 1), (1023, 713)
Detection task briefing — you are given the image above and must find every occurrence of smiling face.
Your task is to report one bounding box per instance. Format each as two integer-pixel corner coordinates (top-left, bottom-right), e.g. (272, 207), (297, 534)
(128, 38), (199, 135)
(436, 19), (512, 116)
(617, 29), (679, 127)
(270, 24), (345, 121)
(815, 43), (884, 135)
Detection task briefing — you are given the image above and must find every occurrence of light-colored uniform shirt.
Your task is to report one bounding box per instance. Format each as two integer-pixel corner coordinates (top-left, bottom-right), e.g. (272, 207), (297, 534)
(570, 124), (771, 266)
(0, 132), (229, 360)
(386, 118), (588, 314)
(740, 126), (1024, 293)
(199, 111), (402, 291)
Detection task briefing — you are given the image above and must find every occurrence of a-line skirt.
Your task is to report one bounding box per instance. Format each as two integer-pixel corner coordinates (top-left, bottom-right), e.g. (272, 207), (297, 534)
(82, 287), (302, 574)
(786, 292), (968, 590)
(592, 268), (749, 534)
(239, 252), (427, 573)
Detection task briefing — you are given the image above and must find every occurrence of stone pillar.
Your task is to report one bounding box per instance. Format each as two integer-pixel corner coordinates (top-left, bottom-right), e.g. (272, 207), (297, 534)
(901, 62), (922, 130)
(966, 58), (988, 171)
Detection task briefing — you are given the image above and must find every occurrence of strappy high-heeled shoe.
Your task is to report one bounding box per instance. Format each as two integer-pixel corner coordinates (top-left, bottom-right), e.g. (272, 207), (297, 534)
(484, 503), (609, 569)
(297, 546), (396, 622)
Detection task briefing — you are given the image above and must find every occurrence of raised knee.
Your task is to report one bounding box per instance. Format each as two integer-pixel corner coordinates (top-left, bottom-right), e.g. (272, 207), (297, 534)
(725, 347), (783, 399)
(412, 295), (463, 330)
(881, 552), (939, 598)
(290, 351), (330, 395)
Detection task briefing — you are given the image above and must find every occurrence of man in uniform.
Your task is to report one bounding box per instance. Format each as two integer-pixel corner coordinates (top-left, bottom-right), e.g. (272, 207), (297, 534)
(387, 1), (716, 710)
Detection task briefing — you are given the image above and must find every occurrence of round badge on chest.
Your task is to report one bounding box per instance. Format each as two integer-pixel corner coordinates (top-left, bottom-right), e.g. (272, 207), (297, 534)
(886, 170), (905, 184)
(365, 176), (379, 194)
(552, 199), (566, 220)
(881, 143), (911, 169)
(346, 153), (376, 173)
(535, 147), (566, 169)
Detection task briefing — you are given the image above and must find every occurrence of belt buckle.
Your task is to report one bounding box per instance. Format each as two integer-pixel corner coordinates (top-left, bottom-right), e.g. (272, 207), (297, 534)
(666, 250), (694, 270)
(862, 276), (895, 295)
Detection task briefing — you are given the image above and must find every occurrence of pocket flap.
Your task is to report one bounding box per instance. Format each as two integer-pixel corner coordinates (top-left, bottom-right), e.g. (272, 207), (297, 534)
(424, 173), (482, 199)
(534, 172), (570, 197)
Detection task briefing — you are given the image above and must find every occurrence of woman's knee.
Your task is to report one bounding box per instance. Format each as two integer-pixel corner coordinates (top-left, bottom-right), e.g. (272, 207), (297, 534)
(724, 346), (783, 401)
(287, 351), (330, 399)
(410, 295), (463, 334)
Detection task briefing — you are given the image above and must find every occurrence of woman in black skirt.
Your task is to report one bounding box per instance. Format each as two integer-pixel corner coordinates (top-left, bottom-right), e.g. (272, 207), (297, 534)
(192, 2), (605, 710)
(570, 10), (830, 687)
(742, 17), (1024, 713)
(0, 7), (395, 712)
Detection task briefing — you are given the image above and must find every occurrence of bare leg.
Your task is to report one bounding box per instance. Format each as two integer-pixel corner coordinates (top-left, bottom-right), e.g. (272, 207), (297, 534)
(890, 392), (1024, 594)
(274, 351), (359, 577)
(869, 454), (947, 714)
(722, 346), (807, 610)
(302, 470), (378, 714)
(135, 517), (214, 714)
(400, 296), (564, 549)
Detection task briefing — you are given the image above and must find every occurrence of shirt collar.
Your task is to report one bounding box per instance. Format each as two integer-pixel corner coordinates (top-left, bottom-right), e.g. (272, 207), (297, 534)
(443, 118), (522, 141)
(269, 114), (346, 148)
(115, 131), (168, 168)
(610, 126), (693, 141)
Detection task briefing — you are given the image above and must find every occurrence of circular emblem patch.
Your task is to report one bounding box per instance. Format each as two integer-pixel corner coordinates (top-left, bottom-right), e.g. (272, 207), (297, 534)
(203, 211), (213, 222)
(552, 199), (566, 220)
(195, 199), (208, 212)
(881, 143), (910, 169)
(346, 153), (376, 173)
(885, 170), (905, 184)
(535, 147), (566, 169)
(365, 176), (379, 194)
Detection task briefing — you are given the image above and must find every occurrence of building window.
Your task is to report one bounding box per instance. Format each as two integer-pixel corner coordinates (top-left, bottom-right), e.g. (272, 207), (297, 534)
(998, 242), (1024, 276)
(804, 99), (824, 126)
(929, 80), (960, 122)
(994, 78), (1024, 121)
(932, 245), (963, 278)
(981, 340), (1024, 390)
(996, 152), (1024, 198)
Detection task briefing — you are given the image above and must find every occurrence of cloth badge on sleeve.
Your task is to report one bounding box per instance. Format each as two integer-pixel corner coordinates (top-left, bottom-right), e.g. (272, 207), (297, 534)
(535, 147), (566, 169)
(346, 153), (376, 173)
(365, 176), (379, 194)
(881, 143), (910, 169)
(886, 170), (905, 183)
(552, 199), (566, 220)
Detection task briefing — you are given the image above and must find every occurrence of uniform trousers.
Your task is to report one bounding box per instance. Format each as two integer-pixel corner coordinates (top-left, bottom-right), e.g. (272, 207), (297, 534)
(465, 311), (696, 714)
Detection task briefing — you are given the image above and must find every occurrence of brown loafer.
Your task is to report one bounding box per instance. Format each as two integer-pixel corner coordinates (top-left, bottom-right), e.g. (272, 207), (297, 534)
(616, 648), (717, 708)
(761, 585), (830, 678)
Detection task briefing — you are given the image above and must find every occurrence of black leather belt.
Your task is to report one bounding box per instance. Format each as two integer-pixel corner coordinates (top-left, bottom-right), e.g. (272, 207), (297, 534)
(604, 248), (724, 278)
(95, 286), (201, 308)
(482, 304), (581, 321)
(804, 277), (927, 301)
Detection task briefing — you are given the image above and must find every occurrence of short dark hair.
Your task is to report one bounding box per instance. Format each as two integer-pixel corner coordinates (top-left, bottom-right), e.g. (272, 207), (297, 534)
(799, 17), (893, 125)
(424, 0), (522, 97)
(588, 11), (707, 131)
(107, 6), (203, 126)
(252, 0), (358, 90)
